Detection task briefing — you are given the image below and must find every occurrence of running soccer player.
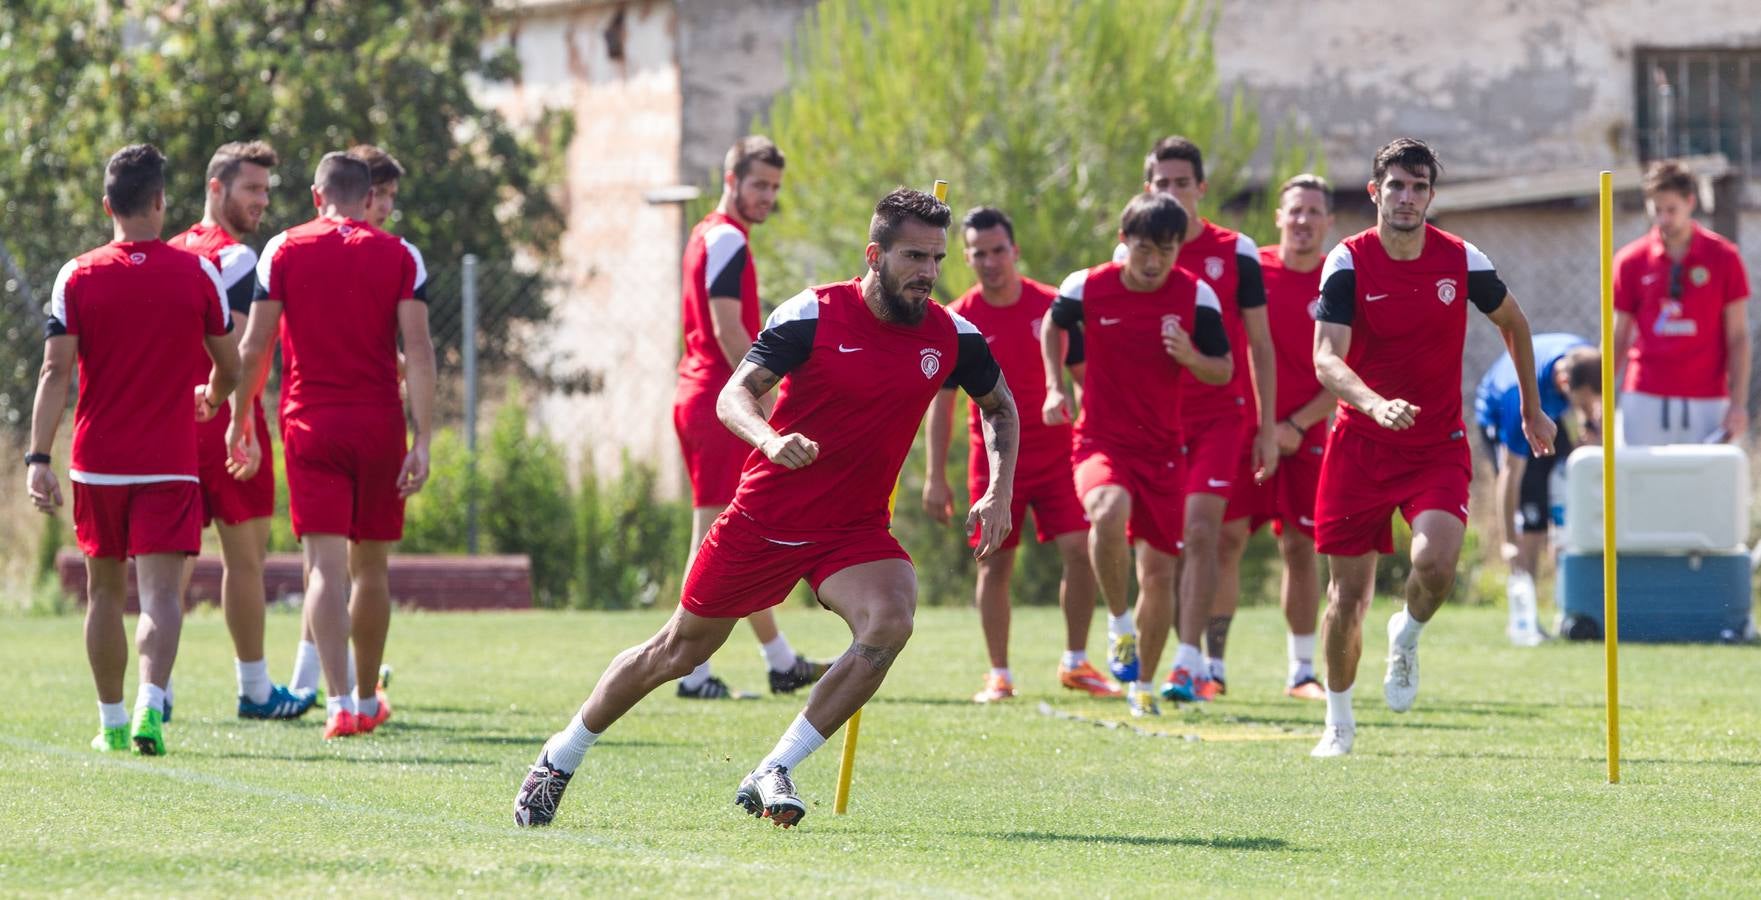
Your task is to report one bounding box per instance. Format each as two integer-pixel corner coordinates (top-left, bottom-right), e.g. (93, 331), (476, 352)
(1227, 174), (1337, 700)
(1044, 193), (1232, 717)
(170, 140), (313, 720)
(672, 136), (826, 700)
(232, 152), (436, 740)
(1308, 138), (1554, 758)
(516, 188), (1016, 829)
(1130, 136), (1277, 703)
(28, 144), (240, 755)
(924, 206), (1112, 703)
(1474, 335), (1600, 645)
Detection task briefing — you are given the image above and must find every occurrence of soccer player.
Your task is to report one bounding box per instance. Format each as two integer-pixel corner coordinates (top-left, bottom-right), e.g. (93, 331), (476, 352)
(1474, 336), (1600, 645)
(28, 144), (239, 754)
(672, 136), (827, 699)
(1226, 174), (1338, 700)
(1044, 193), (1232, 717)
(1613, 159), (1751, 446)
(515, 188), (1016, 829)
(170, 140), (312, 720)
(232, 152), (436, 740)
(1130, 136), (1277, 703)
(924, 206), (1113, 703)
(1308, 138), (1554, 758)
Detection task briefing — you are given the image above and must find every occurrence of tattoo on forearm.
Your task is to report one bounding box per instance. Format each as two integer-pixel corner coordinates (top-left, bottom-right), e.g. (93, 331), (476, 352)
(741, 367), (780, 395)
(851, 641), (899, 672)
(983, 406), (1016, 455)
(1204, 615), (1232, 659)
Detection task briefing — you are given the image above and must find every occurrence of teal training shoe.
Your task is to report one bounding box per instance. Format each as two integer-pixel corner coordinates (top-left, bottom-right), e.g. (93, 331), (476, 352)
(131, 706), (165, 756)
(239, 684), (318, 720)
(91, 725), (128, 752)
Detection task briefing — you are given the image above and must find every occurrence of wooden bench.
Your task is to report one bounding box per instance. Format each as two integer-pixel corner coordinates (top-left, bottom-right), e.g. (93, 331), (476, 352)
(55, 550), (533, 612)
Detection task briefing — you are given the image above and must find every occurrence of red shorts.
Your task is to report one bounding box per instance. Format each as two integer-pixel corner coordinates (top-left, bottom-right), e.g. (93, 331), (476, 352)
(1183, 407), (1253, 500)
(196, 407), (275, 527)
(73, 480), (203, 560)
(1072, 440), (1184, 555)
(673, 388), (748, 509)
(1248, 441), (1325, 539)
(680, 511), (911, 618)
(282, 407), (407, 542)
(1313, 426), (1471, 556)
(968, 450), (1089, 551)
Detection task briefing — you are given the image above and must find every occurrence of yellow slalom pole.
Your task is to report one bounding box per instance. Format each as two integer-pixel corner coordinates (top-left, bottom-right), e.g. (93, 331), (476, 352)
(842, 178), (950, 816)
(1599, 170), (1620, 785)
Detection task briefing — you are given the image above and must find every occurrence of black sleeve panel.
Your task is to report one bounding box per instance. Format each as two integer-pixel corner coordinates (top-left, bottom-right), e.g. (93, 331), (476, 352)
(1314, 270), (1357, 325)
(1063, 324), (1085, 365)
(708, 245), (748, 299)
(1236, 253), (1267, 309)
(743, 318), (815, 377)
(1049, 294), (1083, 328)
(1468, 270), (1507, 315)
(44, 319), (66, 338)
(226, 277), (256, 314)
(1193, 305), (1230, 356)
(950, 331), (1002, 398)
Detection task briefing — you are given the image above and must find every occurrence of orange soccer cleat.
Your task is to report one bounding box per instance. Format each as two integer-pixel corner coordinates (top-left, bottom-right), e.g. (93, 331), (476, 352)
(972, 672), (1016, 703)
(1057, 661), (1124, 697)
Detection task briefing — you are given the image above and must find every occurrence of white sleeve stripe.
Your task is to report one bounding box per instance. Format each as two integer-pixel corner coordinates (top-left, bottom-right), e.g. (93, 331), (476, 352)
(1111, 242), (1129, 264)
(949, 310), (980, 335)
(197, 256), (231, 330)
(401, 238), (428, 290)
(1464, 241), (1495, 272)
(1195, 280), (1222, 312)
(764, 288), (820, 328)
(702, 224), (748, 294)
(256, 231), (290, 295)
(50, 258), (78, 325)
(1317, 243), (1354, 284)
(1057, 269), (1087, 302)
(1235, 233), (1260, 256)
(216, 244), (257, 289)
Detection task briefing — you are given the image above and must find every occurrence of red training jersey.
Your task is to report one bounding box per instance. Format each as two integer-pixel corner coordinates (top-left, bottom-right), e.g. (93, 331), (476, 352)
(1259, 245), (1327, 441)
(1612, 221), (1751, 398)
(1177, 221), (1265, 421)
(732, 278), (1001, 538)
(172, 223), (264, 455)
(48, 240), (231, 480)
(1314, 224), (1508, 447)
(1050, 261), (1229, 456)
(677, 211), (761, 402)
(255, 216), (423, 421)
(947, 277), (1070, 479)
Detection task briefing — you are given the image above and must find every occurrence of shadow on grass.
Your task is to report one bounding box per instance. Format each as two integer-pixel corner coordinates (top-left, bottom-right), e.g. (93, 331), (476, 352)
(190, 750), (494, 766)
(977, 830), (1301, 852)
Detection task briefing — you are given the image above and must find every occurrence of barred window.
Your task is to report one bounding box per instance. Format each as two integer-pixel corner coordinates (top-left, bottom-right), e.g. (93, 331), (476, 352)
(1635, 48), (1761, 166)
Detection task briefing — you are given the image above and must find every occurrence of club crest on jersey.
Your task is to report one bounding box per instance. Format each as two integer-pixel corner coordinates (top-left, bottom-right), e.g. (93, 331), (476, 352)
(1204, 257), (1224, 281)
(1690, 265), (1711, 287)
(1435, 278), (1458, 304)
(338, 224), (355, 236)
(128, 252), (147, 264)
(919, 348), (943, 379)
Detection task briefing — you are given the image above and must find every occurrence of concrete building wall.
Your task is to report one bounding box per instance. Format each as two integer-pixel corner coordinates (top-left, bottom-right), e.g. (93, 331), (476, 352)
(676, 0), (818, 186)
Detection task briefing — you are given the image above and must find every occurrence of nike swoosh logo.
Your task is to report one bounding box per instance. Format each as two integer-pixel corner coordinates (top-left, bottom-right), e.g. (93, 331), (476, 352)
(1207, 478), (1230, 488)
(1459, 505), (1470, 516)
(763, 537), (813, 547)
(1299, 516), (1315, 527)
(837, 344), (862, 353)
(1099, 317), (1123, 325)
(1365, 293), (1389, 301)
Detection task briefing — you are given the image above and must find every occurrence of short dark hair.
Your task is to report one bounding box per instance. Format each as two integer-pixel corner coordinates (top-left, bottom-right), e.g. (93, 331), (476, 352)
(1642, 159), (1696, 201)
(1563, 347), (1602, 394)
(869, 188), (952, 249)
(105, 143), (166, 217)
(725, 135), (785, 182)
(347, 143), (405, 187)
(1278, 173), (1333, 211)
(961, 206), (1014, 244)
(1144, 135), (1205, 184)
(1119, 193), (1188, 245)
(313, 151), (372, 205)
(205, 140), (279, 188)
(1372, 138), (1443, 185)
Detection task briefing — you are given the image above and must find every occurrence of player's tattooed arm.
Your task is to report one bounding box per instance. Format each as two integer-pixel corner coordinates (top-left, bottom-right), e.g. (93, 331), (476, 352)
(968, 376), (1018, 560)
(851, 641), (900, 672)
(719, 360), (818, 469)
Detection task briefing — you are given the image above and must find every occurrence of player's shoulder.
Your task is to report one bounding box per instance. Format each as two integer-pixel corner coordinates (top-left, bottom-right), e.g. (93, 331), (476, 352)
(1059, 261), (1121, 300)
(765, 283), (832, 329)
(1694, 223), (1744, 261)
(1190, 274), (1221, 311)
(946, 286), (981, 317)
(1019, 275), (1058, 301)
(1258, 244), (1284, 270)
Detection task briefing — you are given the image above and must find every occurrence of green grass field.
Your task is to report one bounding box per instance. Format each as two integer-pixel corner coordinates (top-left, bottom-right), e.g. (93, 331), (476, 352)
(4, 601), (1759, 896)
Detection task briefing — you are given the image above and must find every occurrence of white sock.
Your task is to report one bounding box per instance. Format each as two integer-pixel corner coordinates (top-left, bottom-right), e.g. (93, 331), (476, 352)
(761, 634), (797, 673)
(757, 712), (826, 773)
(236, 658), (272, 705)
(98, 701), (128, 730)
(1207, 657), (1226, 683)
(135, 682), (166, 714)
(680, 661), (712, 690)
(1060, 649), (1087, 669)
(1108, 612), (1135, 637)
(543, 712), (600, 773)
(290, 640), (321, 693)
(1173, 643), (1204, 674)
(990, 667), (1012, 681)
(1325, 687), (1355, 729)
(326, 693), (356, 719)
(1133, 680), (1154, 696)
(1288, 633), (1317, 683)
(358, 695), (380, 720)
(1394, 607), (1425, 648)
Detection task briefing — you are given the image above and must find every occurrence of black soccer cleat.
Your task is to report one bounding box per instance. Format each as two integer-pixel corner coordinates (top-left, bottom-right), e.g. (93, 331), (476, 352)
(734, 766), (807, 829)
(768, 657), (831, 695)
(677, 675), (757, 700)
(514, 752), (574, 827)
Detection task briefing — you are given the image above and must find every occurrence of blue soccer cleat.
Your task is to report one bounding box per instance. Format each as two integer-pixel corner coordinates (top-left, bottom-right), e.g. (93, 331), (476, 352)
(239, 684), (318, 720)
(1108, 632), (1140, 684)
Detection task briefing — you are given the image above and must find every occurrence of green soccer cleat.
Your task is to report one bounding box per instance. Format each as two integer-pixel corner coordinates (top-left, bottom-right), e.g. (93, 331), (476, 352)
(131, 706), (165, 756)
(91, 725), (128, 752)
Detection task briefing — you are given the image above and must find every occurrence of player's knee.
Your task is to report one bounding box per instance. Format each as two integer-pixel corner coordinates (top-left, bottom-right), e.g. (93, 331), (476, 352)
(1184, 517), (1220, 551)
(1085, 492), (1129, 537)
(1412, 555), (1458, 595)
(857, 598), (915, 650)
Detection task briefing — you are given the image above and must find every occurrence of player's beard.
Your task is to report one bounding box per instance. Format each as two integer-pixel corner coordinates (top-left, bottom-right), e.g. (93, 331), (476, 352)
(876, 259), (931, 325)
(737, 191), (776, 225)
(221, 192), (260, 236)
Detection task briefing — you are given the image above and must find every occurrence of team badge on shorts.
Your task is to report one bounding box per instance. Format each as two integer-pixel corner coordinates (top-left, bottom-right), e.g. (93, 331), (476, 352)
(919, 347), (942, 379)
(1205, 256), (1225, 281)
(1435, 278), (1457, 304)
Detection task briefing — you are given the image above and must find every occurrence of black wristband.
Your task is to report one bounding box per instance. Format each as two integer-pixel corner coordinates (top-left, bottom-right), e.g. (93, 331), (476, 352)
(1282, 417), (1302, 431)
(24, 452), (50, 466)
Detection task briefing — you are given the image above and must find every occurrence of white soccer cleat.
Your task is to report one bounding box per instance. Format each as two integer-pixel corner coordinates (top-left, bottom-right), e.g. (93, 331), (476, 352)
(1310, 724), (1355, 758)
(1383, 613), (1420, 713)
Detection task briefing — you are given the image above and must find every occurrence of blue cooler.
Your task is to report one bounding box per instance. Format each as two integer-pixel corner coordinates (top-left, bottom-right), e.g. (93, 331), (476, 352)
(1557, 551), (1752, 642)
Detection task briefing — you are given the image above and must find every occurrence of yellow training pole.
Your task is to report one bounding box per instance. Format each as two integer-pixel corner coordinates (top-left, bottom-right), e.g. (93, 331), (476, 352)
(1599, 170), (1620, 784)
(843, 179), (950, 816)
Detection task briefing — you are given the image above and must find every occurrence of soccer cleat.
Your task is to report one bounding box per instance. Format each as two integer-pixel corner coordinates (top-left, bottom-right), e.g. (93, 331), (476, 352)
(1384, 614), (1420, 713)
(322, 711), (363, 740)
(1058, 660), (1123, 697)
(377, 664), (393, 690)
(1108, 632), (1140, 684)
(768, 657), (830, 695)
(162, 697), (173, 723)
(1127, 685), (1160, 717)
(972, 672), (1015, 703)
(1310, 724), (1355, 758)
(514, 751), (575, 827)
(91, 725), (128, 752)
(131, 706), (165, 756)
(734, 766), (807, 828)
(1159, 666), (1200, 703)
(367, 687), (392, 729)
(238, 683), (318, 720)
(1285, 677), (1327, 701)
(677, 675), (757, 701)
(1195, 676), (1224, 702)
